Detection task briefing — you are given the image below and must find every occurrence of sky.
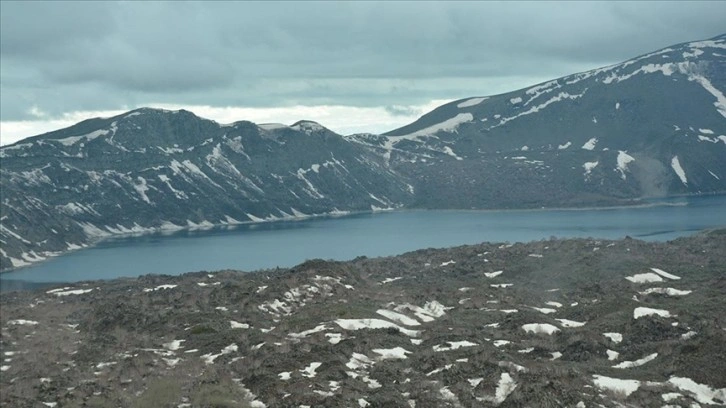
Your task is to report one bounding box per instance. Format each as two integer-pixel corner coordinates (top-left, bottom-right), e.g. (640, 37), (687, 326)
(1, 1), (725, 146)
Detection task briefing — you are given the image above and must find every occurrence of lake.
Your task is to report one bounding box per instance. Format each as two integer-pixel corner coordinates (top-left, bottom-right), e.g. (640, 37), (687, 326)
(1, 195), (724, 290)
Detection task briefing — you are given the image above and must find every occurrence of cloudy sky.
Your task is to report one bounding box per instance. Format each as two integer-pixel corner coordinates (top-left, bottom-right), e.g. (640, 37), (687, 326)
(1, 1), (724, 145)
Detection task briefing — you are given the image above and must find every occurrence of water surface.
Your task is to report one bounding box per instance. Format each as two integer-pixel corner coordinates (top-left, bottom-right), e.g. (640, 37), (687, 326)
(1, 195), (724, 289)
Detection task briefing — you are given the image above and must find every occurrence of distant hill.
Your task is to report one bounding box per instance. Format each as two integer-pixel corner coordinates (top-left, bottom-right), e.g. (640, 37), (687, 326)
(1, 34), (724, 271)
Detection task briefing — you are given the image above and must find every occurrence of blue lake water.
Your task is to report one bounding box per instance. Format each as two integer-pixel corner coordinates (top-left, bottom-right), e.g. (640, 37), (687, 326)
(1, 195), (724, 290)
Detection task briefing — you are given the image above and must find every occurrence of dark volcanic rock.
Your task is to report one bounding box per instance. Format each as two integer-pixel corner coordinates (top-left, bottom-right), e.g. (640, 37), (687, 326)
(1, 230), (725, 407)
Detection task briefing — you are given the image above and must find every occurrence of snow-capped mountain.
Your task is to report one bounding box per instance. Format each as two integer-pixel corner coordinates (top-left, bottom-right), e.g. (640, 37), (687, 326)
(1, 34), (724, 271)
(348, 34), (725, 208)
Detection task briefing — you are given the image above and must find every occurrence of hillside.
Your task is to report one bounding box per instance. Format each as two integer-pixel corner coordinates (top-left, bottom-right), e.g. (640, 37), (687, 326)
(347, 34), (726, 208)
(0, 110), (413, 270)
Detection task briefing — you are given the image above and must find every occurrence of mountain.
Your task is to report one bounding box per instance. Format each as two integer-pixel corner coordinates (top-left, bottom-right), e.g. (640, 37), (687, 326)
(0, 109), (414, 270)
(1, 35), (725, 271)
(348, 34), (726, 208)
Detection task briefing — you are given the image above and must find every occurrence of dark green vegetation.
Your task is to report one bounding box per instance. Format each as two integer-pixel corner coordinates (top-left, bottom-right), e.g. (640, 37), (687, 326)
(1, 35), (725, 270)
(1, 230), (724, 407)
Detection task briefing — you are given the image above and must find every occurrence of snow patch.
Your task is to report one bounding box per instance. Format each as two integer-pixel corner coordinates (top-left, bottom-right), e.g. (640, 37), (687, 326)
(469, 378), (484, 387)
(625, 272), (664, 283)
(555, 319), (586, 328)
(648, 267), (681, 280)
(163, 340), (185, 351)
(55, 129), (110, 146)
(639, 287), (691, 296)
(592, 375), (640, 397)
(671, 156), (688, 185)
(432, 341), (478, 352)
(300, 362), (322, 378)
(616, 151), (635, 180)
(397, 113), (473, 138)
(372, 347), (411, 360)
(376, 309), (420, 326)
(495, 91), (586, 127)
(143, 284), (177, 292)
(522, 323), (560, 335)
(393, 301), (448, 322)
(442, 146), (463, 160)
(679, 330), (697, 340)
(201, 344), (238, 364)
(230, 321), (250, 329)
(457, 97), (488, 108)
(8, 319), (39, 326)
(289, 324), (328, 339)
(667, 377), (726, 405)
(530, 307), (557, 314)
(47, 288), (93, 296)
(613, 352), (658, 368)
(634, 307), (673, 319)
(582, 138), (598, 150)
(583, 161), (599, 176)
(478, 373), (518, 405)
(325, 333), (343, 344)
(603, 333), (623, 343)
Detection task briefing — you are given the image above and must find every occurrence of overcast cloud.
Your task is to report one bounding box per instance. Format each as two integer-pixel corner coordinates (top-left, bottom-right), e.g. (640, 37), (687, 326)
(1, 1), (724, 144)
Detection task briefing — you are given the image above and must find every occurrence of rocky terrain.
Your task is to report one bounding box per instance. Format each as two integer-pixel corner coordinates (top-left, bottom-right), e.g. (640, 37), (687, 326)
(1, 34), (725, 271)
(1, 230), (725, 407)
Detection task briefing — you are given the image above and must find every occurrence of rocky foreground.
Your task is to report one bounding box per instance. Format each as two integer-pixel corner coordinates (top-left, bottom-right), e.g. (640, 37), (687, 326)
(1, 230), (725, 407)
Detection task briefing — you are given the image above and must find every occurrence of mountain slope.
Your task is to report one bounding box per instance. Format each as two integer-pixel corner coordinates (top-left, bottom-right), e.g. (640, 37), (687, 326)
(0, 109), (414, 270)
(348, 34), (726, 208)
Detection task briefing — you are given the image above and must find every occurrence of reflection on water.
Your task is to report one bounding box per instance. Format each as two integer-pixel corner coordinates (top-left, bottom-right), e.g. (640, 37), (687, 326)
(1, 195), (724, 289)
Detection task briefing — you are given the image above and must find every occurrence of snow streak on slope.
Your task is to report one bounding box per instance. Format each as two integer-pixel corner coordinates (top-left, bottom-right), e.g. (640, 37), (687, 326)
(671, 156), (688, 185)
(457, 97), (488, 108)
(395, 113), (473, 138)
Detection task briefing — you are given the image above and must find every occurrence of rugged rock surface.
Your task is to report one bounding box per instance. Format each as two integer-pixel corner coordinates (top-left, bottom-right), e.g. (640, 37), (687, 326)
(1, 34), (724, 270)
(1, 230), (725, 407)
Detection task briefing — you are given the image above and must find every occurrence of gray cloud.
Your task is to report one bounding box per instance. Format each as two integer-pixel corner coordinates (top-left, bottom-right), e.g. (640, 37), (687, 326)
(1, 1), (724, 121)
